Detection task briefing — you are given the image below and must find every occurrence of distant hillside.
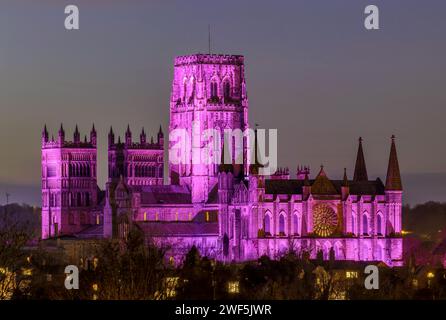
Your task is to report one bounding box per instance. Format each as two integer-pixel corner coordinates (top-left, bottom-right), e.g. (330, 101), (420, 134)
(0, 203), (41, 239)
(403, 201), (446, 240)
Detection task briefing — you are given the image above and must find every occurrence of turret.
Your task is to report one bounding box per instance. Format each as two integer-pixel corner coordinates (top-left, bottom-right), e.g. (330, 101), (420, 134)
(108, 126), (115, 146)
(125, 124), (132, 146)
(303, 171), (311, 200)
(341, 168), (350, 200)
(157, 125), (164, 147)
(385, 135), (403, 234)
(140, 128), (146, 144)
(90, 124), (97, 146)
(73, 125), (80, 144)
(296, 165), (310, 180)
(58, 123), (65, 146)
(42, 124), (49, 145)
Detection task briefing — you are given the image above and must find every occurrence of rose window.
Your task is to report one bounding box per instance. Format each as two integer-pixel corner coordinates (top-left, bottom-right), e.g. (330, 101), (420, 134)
(313, 203), (338, 237)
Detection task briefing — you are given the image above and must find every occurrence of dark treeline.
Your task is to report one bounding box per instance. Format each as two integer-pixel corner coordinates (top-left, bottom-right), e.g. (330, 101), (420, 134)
(403, 201), (446, 240)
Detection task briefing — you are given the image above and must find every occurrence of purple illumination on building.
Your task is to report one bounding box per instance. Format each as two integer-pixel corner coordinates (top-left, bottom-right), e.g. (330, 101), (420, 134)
(41, 53), (403, 266)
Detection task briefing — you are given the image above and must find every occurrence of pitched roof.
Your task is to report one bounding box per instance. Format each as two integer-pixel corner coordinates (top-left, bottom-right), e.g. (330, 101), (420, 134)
(311, 166), (338, 195)
(265, 178), (385, 196)
(137, 222), (219, 237)
(138, 185), (192, 205)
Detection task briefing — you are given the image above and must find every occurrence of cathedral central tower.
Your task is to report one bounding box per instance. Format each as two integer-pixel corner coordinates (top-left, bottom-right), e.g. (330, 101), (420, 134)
(169, 54), (249, 203)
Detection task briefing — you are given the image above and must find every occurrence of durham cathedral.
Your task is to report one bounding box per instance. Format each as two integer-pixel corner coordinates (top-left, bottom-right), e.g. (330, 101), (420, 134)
(40, 53), (403, 266)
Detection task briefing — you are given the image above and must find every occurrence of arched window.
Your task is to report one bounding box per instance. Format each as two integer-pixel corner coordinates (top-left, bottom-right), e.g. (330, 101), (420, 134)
(77, 192), (82, 207)
(279, 214), (285, 235)
(351, 213), (356, 235)
(334, 242), (344, 260)
(264, 215), (271, 235)
(377, 214), (383, 236)
(224, 81), (231, 99)
(85, 192), (90, 206)
(210, 81), (218, 98)
(293, 214), (299, 235)
(362, 214), (369, 236)
(323, 242), (331, 260)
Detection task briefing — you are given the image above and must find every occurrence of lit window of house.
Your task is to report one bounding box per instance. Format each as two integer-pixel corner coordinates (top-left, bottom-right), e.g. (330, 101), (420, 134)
(205, 211), (210, 222)
(164, 277), (179, 298)
(93, 258), (99, 269)
(346, 271), (358, 279)
(22, 268), (32, 276)
(227, 281), (240, 294)
(143, 212), (147, 221)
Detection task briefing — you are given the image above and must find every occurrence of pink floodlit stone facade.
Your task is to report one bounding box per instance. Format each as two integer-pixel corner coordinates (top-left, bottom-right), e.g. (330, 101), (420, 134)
(41, 125), (99, 239)
(41, 53), (403, 266)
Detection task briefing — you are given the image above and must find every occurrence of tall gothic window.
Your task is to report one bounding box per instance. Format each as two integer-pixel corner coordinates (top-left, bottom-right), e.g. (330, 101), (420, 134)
(293, 214), (299, 235)
(264, 215), (271, 235)
(362, 214), (369, 236)
(210, 82), (218, 98)
(224, 81), (231, 99)
(279, 214), (285, 235)
(377, 214), (383, 236)
(351, 213), (356, 235)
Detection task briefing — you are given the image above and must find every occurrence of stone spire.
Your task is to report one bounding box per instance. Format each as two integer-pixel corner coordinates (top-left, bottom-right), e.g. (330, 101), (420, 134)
(140, 127), (146, 144)
(58, 123), (65, 145)
(353, 137), (368, 182)
(341, 168), (349, 199)
(342, 168), (349, 187)
(385, 135), (402, 191)
(108, 126), (115, 146)
(157, 125), (164, 146)
(125, 124), (132, 146)
(42, 124), (49, 143)
(303, 171), (310, 186)
(73, 124), (80, 143)
(90, 124), (97, 146)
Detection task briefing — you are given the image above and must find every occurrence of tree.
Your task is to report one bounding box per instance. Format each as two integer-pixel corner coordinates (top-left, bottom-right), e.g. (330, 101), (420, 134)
(0, 206), (34, 300)
(86, 226), (169, 299)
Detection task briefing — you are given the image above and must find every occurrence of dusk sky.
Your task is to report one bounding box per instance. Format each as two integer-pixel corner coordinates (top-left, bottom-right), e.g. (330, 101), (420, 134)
(1, 0), (445, 205)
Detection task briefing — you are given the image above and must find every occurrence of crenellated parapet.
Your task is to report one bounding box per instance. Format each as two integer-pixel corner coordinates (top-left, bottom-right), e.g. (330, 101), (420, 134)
(108, 125), (164, 150)
(41, 124), (97, 149)
(174, 54), (244, 67)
